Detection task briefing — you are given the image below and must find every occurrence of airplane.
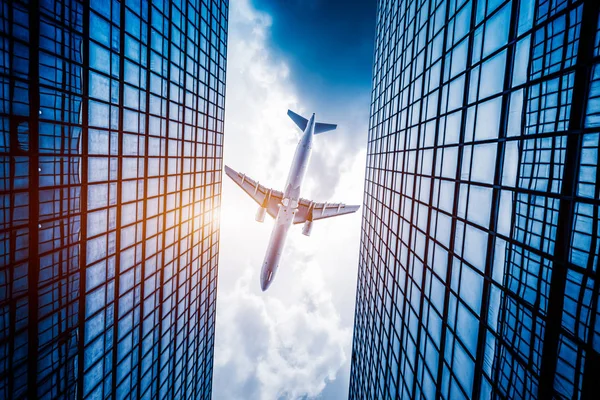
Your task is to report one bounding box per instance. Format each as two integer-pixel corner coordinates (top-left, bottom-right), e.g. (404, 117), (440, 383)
(225, 110), (360, 291)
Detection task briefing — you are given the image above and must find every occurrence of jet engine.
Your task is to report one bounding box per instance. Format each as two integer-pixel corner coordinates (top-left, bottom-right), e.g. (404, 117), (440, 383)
(302, 220), (313, 236)
(256, 206), (266, 222)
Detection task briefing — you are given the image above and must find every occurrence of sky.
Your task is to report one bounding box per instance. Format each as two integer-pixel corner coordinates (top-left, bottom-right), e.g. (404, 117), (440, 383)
(212, 0), (376, 399)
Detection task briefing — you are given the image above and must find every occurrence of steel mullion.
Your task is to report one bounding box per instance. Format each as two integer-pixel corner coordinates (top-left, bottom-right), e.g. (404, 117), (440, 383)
(392, 1), (421, 396)
(407, 0), (437, 394)
(156, 1), (173, 396)
(4, 1), (17, 397)
(433, 0), (471, 396)
(134, 0), (152, 397)
(581, 163), (600, 394)
(538, 0), (599, 397)
(171, 3), (189, 395)
(26, 0), (41, 397)
(108, 0), (126, 397)
(471, 0), (522, 395)
(188, 2), (205, 395)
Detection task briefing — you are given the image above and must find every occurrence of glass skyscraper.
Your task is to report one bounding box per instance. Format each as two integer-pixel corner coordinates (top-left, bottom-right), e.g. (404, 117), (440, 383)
(0, 0), (227, 398)
(350, 0), (599, 398)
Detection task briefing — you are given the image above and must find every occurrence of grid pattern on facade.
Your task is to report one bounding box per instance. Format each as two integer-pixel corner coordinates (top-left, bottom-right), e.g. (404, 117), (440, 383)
(0, 0), (227, 399)
(349, 0), (600, 399)
(0, 1), (83, 398)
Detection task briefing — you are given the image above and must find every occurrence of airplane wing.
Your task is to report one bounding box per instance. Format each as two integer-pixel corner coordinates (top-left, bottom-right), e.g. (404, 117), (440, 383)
(293, 198), (360, 224)
(224, 165), (283, 218)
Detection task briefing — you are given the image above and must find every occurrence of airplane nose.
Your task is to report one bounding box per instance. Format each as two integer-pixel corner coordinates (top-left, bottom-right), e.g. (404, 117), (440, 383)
(260, 263), (275, 291)
(260, 278), (270, 292)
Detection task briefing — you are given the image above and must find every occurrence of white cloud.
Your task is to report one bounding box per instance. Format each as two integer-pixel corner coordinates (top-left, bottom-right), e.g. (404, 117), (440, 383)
(213, 0), (367, 398)
(214, 262), (350, 399)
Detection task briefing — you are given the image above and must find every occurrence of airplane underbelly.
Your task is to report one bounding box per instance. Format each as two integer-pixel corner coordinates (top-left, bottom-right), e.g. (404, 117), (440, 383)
(260, 209), (293, 290)
(265, 223), (288, 265)
(285, 144), (311, 199)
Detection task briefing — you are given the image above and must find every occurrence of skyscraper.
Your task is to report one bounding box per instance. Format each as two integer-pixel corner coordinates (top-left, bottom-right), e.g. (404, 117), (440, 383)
(0, 0), (227, 398)
(350, 0), (599, 398)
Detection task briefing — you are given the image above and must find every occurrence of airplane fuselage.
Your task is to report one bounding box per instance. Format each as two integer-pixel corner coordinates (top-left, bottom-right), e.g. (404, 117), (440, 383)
(260, 114), (316, 291)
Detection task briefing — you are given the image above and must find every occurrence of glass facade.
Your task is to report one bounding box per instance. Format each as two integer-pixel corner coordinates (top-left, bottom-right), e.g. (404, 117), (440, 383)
(0, 0), (227, 399)
(350, 0), (600, 398)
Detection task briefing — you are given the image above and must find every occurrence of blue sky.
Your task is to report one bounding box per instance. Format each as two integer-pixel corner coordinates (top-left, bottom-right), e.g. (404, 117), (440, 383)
(252, 0), (376, 108)
(212, 0), (376, 399)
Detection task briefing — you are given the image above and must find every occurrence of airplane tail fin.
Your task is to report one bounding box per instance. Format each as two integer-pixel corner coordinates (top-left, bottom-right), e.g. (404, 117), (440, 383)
(314, 122), (337, 134)
(288, 109), (337, 134)
(287, 110), (308, 131)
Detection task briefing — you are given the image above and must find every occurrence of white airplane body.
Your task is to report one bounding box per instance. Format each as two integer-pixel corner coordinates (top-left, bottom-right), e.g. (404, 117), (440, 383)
(225, 110), (360, 291)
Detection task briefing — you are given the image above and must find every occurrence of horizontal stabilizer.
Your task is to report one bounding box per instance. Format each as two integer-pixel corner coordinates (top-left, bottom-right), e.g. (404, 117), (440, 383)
(314, 122), (337, 134)
(287, 110), (308, 131)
